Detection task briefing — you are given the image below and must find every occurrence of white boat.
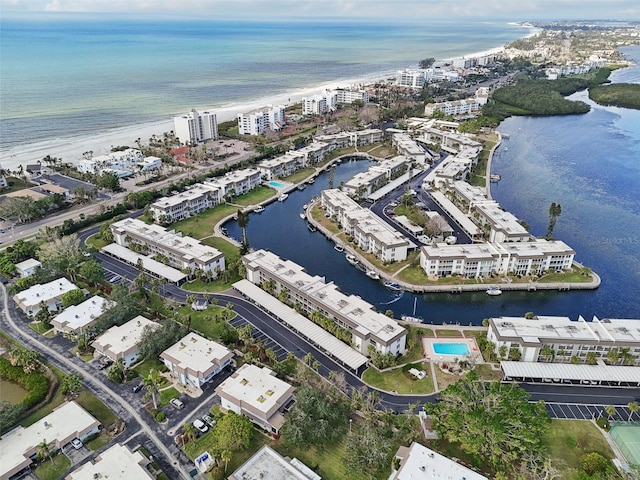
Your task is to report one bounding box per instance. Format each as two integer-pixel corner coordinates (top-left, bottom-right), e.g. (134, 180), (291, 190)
(254, 206), (265, 213)
(366, 270), (380, 280)
(401, 315), (422, 323)
(302, 204), (308, 210)
(334, 244), (345, 253)
(486, 287), (502, 296)
(384, 281), (402, 292)
(307, 178), (315, 184)
(345, 254), (358, 265)
(307, 223), (316, 232)
(278, 194), (288, 202)
(299, 213), (306, 219)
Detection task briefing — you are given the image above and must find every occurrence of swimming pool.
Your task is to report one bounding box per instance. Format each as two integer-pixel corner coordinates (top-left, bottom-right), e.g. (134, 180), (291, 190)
(267, 181), (285, 188)
(433, 343), (470, 356)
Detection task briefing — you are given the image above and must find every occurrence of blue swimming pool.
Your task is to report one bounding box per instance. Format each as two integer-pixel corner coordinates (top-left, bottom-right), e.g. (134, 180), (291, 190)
(433, 343), (470, 356)
(268, 181), (285, 188)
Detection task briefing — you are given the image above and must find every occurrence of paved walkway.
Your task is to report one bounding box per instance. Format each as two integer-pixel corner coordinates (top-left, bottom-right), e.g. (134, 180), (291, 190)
(0, 283), (192, 480)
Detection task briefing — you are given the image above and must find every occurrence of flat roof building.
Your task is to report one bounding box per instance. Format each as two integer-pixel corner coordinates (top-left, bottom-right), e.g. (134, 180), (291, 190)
(238, 105), (285, 136)
(173, 109), (218, 145)
(488, 315), (640, 364)
(111, 218), (225, 275)
(0, 402), (100, 480)
(65, 444), (153, 480)
(215, 364), (295, 434)
(14, 258), (41, 278)
(149, 183), (222, 223)
(392, 442), (488, 480)
(92, 316), (159, 367)
(160, 332), (233, 388)
(13, 277), (78, 317)
(243, 249), (407, 356)
(50, 295), (116, 335)
(229, 445), (321, 480)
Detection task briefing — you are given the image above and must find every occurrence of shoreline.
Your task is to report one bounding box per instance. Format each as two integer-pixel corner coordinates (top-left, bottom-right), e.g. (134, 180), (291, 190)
(0, 25), (536, 173)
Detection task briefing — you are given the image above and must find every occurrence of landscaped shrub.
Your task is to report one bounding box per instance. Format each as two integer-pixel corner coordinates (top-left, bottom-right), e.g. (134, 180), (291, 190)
(155, 411), (166, 422)
(0, 358), (49, 409)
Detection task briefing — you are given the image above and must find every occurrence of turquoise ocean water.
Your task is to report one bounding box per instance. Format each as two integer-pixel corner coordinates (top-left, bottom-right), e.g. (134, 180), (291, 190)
(0, 16), (530, 150)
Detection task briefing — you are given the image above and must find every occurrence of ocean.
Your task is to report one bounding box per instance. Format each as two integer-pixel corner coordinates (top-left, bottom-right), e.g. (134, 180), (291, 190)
(0, 16), (530, 153)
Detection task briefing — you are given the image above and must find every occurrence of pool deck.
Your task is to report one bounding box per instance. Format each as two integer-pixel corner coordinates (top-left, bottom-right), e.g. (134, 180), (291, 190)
(422, 336), (481, 364)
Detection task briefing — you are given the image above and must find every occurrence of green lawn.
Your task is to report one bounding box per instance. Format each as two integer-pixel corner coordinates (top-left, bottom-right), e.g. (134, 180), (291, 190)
(472, 363), (503, 381)
(397, 327), (429, 364)
(434, 329), (463, 338)
(283, 167), (315, 184)
(29, 321), (50, 334)
(159, 387), (179, 406)
(86, 431), (111, 451)
(76, 390), (118, 427)
(33, 454), (71, 480)
(175, 305), (233, 341)
(132, 358), (165, 379)
(362, 362), (434, 395)
(538, 271), (594, 283)
(542, 419), (615, 480)
(85, 234), (110, 250)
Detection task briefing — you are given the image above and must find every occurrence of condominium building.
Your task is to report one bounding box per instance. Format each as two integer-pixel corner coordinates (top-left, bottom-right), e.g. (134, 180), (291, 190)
(334, 87), (369, 104)
(76, 148), (149, 177)
(314, 128), (383, 149)
(392, 133), (428, 163)
(243, 249), (407, 356)
(342, 157), (409, 199)
(91, 316), (159, 367)
(0, 402), (101, 480)
(66, 444), (153, 480)
(149, 183), (222, 223)
(50, 295), (116, 335)
(257, 153), (304, 181)
(111, 218), (225, 275)
(203, 168), (262, 198)
(302, 91), (337, 115)
(396, 69), (433, 89)
(238, 104), (285, 135)
(321, 189), (410, 263)
(13, 277), (78, 317)
(424, 98), (481, 117)
(160, 332), (234, 387)
(487, 315), (640, 365)
(173, 109), (218, 145)
(215, 363), (295, 434)
(393, 442), (488, 480)
(229, 445), (321, 480)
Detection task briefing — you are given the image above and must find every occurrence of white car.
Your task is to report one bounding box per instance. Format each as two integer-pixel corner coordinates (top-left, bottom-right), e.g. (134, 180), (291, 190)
(71, 438), (83, 450)
(193, 419), (208, 433)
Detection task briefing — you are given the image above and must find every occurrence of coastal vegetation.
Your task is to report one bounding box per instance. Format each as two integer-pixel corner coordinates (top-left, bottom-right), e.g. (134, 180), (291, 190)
(589, 83), (640, 109)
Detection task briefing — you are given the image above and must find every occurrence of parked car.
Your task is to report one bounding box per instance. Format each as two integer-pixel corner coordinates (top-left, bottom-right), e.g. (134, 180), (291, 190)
(109, 275), (121, 283)
(132, 383), (143, 393)
(202, 414), (216, 427)
(193, 419), (208, 433)
(170, 398), (184, 409)
(71, 438), (83, 450)
(98, 359), (113, 370)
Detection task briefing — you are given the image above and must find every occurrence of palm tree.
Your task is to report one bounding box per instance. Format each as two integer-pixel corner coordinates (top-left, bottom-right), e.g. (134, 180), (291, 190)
(221, 449), (232, 472)
(37, 439), (53, 464)
(236, 209), (250, 249)
(539, 345), (554, 362)
(186, 294), (197, 308)
(605, 405), (617, 421)
(628, 402), (639, 422)
(607, 348), (620, 365)
(182, 423), (195, 444)
(144, 371), (161, 410)
(546, 202), (561, 240)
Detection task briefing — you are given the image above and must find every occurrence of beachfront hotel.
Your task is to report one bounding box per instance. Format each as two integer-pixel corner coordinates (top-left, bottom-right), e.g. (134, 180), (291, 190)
(342, 156), (409, 199)
(148, 168), (261, 223)
(110, 218), (225, 276)
(396, 69), (433, 89)
(13, 277), (78, 317)
(334, 86), (370, 104)
(487, 315), (640, 365)
(65, 444), (154, 480)
(160, 332), (234, 388)
(0, 401), (101, 480)
(50, 295), (116, 335)
(215, 364), (295, 434)
(91, 315), (159, 367)
(237, 104), (285, 136)
(302, 91), (337, 115)
(173, 108), (218, 145)
(321, 189), (411, 262)
(243, 249), (407, 356)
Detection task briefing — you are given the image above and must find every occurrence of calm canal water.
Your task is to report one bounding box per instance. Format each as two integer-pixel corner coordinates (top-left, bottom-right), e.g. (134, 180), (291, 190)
(227, 48), (640, 324)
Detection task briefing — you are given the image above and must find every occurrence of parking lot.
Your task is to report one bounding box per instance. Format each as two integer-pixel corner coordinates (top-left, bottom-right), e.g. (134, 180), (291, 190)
(228, 315), (288, 361)
(546, 402), (639, 421)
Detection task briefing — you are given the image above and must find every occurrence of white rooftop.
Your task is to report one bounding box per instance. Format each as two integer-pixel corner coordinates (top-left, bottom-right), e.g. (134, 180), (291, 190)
(14, 258), (41, 272)
(501, 361), (640, 383)
(229, 445), (320, 480)
(491, 315), (640, 344)
(394, 442), (487, 480)
(0, 402), (100, 480)
(424, 190), (480, 236)
(13, 277), (78, 308)
(216, 363), (294, 416)
(51, 295), (115, 333)
(161, 332), (232, 374)
(101, 243), (186, 283)
(91, 316), (159, 356)
(66, 444), (153, 480)
(233, 280), (368, 370)
(422, 242), (499, 261)
(151, 183), (220, 209)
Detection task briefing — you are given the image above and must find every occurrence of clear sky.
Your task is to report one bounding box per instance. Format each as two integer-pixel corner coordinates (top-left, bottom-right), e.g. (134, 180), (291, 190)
(1, 0), (639, 21)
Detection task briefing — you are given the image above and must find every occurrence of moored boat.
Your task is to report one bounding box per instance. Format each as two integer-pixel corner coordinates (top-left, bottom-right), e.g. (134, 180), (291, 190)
(400, 315), (422, 323)
(307, 223), (316, 232)
(299, 213), (306, 219)
(366, 270), (380, 280)
(345, 253), (358, 265)
(384, 281), (402, 292)
(278, 193), (288, 202)
(298, 184), (307, 190)
(254, 205), (265, 213)
(334, 244), (345, 253)
(486, 286), (502, 296)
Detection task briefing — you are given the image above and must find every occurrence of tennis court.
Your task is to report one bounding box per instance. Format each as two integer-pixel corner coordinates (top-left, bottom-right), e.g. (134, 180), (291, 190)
(610, 424), (640, 465)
